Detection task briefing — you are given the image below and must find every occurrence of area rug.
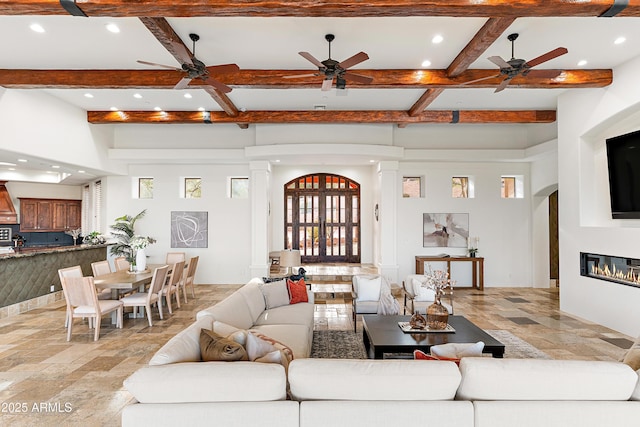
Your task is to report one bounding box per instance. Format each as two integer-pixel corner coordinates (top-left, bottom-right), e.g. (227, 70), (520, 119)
(310, 329), (552, 359)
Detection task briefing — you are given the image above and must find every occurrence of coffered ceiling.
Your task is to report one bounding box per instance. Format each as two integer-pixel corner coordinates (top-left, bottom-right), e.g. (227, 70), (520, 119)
(1, 1), (640, 182)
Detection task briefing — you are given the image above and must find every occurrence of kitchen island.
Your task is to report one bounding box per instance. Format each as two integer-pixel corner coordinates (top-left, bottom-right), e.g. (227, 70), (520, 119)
(0, 244), (108, 311)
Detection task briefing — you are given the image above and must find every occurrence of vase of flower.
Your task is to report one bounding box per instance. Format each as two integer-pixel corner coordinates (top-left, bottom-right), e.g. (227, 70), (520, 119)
(426, 296), (449, 330)
(421, 267), (454, 330)
(136, 248), (147, 272)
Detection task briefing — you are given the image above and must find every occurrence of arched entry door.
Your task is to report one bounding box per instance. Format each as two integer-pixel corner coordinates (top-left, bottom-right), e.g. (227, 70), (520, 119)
(285, 174), (360, 263)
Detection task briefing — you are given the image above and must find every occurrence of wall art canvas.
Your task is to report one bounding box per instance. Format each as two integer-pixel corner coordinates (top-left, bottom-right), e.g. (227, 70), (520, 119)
(423, 213), (469, 248)
(171, 211), (208, 248)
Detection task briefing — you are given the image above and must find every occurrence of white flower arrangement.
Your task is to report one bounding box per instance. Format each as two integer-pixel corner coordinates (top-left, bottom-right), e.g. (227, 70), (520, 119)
(422, 266), (455, 300)
(129, 235), (156, 251)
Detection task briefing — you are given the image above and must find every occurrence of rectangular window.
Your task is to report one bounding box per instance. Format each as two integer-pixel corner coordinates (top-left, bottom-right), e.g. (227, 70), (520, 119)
(139, 178), (153, 199)
(402, 177), (422, 198)
(231, 177), (249, 198)
(452, 177), (469, 198)
(501, 176), (517, 198)
(185, 178), (202, 199)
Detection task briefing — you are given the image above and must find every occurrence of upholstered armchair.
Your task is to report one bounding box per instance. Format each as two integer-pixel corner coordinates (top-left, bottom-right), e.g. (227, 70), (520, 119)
(402, 274), (454, 316)
(352, 274), (400, 331)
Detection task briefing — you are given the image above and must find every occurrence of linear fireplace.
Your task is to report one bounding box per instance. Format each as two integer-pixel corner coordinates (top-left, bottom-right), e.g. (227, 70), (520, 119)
(580, 252), (640, 288)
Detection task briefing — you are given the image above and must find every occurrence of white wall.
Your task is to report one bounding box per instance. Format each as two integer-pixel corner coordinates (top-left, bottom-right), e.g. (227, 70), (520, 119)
(558, 55), (640, 337)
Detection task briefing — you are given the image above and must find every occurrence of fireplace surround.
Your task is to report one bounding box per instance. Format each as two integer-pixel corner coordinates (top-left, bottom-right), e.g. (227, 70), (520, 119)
(580, 252), (640, 288)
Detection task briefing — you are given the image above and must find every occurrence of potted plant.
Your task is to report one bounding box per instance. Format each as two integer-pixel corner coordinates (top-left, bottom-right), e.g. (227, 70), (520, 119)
(109, 209), (149, 268)
(83, 231), (106, 245)
(468, 247), (478, 258)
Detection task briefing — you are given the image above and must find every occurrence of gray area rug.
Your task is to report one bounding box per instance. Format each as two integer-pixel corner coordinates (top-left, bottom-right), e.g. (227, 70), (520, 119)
(310, 329), (551, 359)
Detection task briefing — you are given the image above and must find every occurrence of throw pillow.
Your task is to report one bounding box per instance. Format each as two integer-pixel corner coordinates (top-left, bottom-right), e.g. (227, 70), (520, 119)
(414, 350), (461, 365)
(355, 276), (382, 302)
(412, 277), (436, 302)
(199, 329), (248, 362)
(287, 278), (308, 304)
(430, 341), (485, 359)
(623, 341), (640, 371)
(259, 279), (290, 309)
(245, 332), (294, 366)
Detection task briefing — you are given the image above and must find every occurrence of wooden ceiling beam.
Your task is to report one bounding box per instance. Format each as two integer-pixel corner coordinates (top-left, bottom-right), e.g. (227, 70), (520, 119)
(1, 1), (638, 18)
(87, 109), (556, 125)
(0, 69), (612, 89)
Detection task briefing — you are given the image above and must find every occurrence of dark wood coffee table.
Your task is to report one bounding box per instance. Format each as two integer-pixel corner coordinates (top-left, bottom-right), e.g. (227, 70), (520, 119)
(362, 315), (505, 359)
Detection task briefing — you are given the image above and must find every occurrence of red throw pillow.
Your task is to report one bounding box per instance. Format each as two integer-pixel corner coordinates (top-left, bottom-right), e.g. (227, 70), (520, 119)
(287, 278), (308, 304)
(413, 349), (460, 365)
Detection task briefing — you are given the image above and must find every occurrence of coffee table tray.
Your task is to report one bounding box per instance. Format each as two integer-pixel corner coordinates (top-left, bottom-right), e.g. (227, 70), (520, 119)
(398, 322), (456, 333)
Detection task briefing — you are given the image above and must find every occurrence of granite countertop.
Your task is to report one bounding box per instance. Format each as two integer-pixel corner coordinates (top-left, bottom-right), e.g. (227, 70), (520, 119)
(0, 244), (109, 259)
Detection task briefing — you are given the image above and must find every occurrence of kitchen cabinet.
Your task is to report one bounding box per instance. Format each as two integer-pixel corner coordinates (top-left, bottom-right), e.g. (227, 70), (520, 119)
(19, 198), (81, 232)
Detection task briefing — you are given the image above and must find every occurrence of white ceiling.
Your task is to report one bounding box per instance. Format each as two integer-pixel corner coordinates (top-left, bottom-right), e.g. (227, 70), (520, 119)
(1, 13), (640, 183)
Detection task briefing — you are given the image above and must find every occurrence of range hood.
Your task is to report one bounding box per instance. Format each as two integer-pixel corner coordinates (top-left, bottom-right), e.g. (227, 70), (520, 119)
(0, 181), (18, 224)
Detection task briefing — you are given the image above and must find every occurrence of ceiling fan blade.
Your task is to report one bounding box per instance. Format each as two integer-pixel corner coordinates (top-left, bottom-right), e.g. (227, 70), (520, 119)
(526, 69), (562, 79)
(338, 52), (369, 70)
(488, 56), (511, 69)
(205, 64), (240, 74)
(174, 77), (192, 90)
(342, 72), (373, 84)
(299, 52), (325, 69)
(201, 76), (233, 93)
(459, 74), (502, 86)
(525, 47), (568, 68)
(494, 77), (511, 93)
(283, 73), (319, 79)
(321, 78), (333, 91)
(137, 60), (181, 71)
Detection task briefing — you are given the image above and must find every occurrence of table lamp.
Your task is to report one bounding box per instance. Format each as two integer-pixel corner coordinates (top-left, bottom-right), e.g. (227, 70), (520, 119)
(280, 249), (301, 275)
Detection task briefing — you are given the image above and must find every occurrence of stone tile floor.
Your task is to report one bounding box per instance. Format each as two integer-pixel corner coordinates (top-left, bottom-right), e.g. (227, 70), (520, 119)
(0, 279), (634, 426)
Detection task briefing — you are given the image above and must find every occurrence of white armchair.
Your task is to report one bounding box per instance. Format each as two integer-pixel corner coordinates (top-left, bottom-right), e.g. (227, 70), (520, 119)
(402, 274), (454, 316)
(352, 274), (400, 331)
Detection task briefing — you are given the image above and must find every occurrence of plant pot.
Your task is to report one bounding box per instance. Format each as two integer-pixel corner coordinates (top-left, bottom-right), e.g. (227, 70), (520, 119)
(136, 249), (147, 272)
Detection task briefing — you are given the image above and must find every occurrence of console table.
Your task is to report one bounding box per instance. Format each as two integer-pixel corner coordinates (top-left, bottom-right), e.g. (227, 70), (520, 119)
(415, 256), (484, 290)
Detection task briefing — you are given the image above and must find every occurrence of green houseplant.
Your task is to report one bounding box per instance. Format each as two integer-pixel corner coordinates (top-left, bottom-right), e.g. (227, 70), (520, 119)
(109, 209), (151, 266)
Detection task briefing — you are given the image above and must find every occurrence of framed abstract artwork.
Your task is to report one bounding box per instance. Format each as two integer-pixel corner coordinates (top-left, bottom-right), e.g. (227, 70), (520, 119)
(171, 211), (208, 248)
(423, 213), (469, 248)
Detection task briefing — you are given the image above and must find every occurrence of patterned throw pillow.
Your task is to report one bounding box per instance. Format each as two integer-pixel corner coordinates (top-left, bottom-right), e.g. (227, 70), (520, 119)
(246, 332), (295, 370)
(287, 278), (308, 304)
(199, 329), (248, 362)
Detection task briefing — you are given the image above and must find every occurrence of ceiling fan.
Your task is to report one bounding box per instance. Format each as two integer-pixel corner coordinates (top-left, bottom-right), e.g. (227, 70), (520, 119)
(285, 34), (373, 91)
(137, 33), (239, 93)
(467, 33), (568, 93)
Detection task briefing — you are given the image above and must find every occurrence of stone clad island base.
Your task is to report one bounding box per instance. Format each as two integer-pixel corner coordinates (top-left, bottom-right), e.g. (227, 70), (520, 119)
(122, 279), (640, 427)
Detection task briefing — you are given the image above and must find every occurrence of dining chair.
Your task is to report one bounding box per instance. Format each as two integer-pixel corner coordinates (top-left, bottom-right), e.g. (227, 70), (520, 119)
(119, 265), (169, 327)
(165, 252), (186, 265)
(160, 260), (185, 314)
(182, 256), (199, 301)
(114, 256), (130, 272)
(58, 265), (84, 327)
(62, 276), (124, 341)
(92, 260), (130, 299)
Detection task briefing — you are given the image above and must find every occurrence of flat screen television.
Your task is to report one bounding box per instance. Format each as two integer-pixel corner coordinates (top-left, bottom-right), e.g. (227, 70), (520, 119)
(606, 129), (640, 219)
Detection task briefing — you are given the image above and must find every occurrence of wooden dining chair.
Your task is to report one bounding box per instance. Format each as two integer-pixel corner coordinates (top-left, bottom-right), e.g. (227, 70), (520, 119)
(182, 256), (199, 301)
(165, 252), (186, 265)
(62, 276), (124, 341)
(114, 256), (130, 272)
(58, 265), (84, 327)
(119, 265), (169, 327)
(91, 260), (125, 299)
(160, 260), (185, 314)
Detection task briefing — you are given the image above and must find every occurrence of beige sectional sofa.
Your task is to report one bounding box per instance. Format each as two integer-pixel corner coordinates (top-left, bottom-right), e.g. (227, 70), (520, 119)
(122, 278), (640, 427)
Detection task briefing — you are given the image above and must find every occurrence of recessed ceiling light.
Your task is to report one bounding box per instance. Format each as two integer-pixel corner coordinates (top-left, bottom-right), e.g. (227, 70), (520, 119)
(577, 60), (588, 66)
(110, 107), (118, 111)
(184, 93), (193, 99)
(105, 23), (120, 33)
(8, 168), (15, 171)
(30, 23), (45, 33)
(432, 34), (443, 44)
(84, 93), (94, 98)
(51, 165), (60, 169)
(197, 107), (205, 112)
(133, 93), (143, 99)
(78, 170), (85, 174)
(17, 159), (27, 163)
(154, 106), (162, 111)
(614, 36), (626, 45)
(421, 59), (432, 67)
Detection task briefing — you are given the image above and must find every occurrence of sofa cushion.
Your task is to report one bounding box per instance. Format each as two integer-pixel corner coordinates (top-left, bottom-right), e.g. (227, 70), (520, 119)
(288, 359), (461, 401)
(124, 362), (287, 403)
(457, 358), (638, 401)
(200, 291), (255, 330)
(287, 278), (308, 304)
(200, 329), (248, 362)
(254, 301), (315, 329)
(238, 281), (267, 323)
(260, 280), (290, 309)
(149, 315), (215, 366)
(251, 324), (312, 359)
(355, 276), (382, 301)
(412, 277), (436, 302)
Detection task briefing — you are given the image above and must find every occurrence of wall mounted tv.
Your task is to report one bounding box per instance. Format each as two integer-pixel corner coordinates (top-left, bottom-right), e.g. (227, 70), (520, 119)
(607, 129), (640, 219)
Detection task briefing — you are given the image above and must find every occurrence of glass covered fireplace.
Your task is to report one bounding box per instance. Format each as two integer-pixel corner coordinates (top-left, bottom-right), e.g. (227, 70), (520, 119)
(580, 252), (640, 288)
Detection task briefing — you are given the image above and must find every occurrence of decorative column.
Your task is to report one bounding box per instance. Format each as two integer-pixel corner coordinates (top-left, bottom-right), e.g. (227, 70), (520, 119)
(377, 161), (399, 284)
(249, 161), (271, 278)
